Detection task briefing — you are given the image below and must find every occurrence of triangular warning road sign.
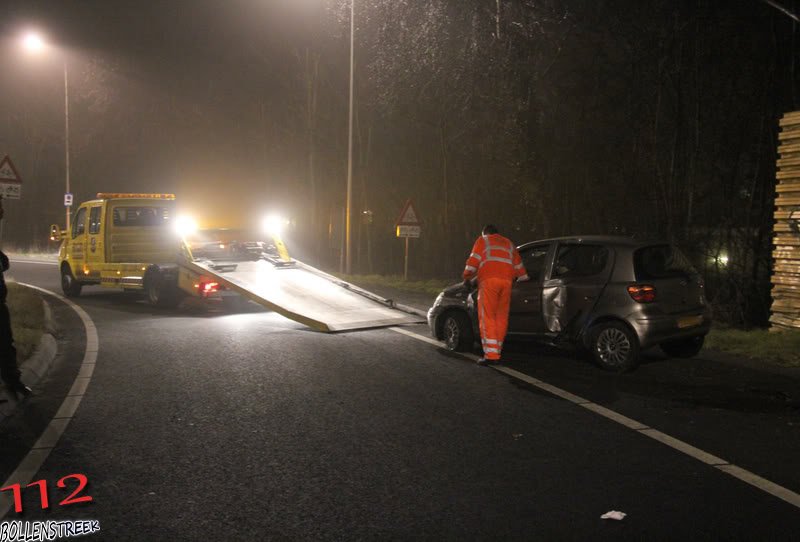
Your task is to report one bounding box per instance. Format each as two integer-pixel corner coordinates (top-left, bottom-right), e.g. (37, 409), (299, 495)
(0, 156), (22, 183)
(395, 199), (421, 226)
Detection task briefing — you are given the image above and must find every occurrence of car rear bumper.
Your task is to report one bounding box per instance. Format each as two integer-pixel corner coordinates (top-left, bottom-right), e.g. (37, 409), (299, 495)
(631, 309), (712, 349)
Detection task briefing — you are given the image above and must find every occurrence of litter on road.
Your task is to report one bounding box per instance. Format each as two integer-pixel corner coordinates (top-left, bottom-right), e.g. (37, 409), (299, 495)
(600, 510), (627, 521)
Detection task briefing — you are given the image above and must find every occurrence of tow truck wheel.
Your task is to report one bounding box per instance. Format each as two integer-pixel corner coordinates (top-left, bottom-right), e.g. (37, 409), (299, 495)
(441, 311), (473, 352)
(60, 265), (82, 297)
(145, 269), (179, 309)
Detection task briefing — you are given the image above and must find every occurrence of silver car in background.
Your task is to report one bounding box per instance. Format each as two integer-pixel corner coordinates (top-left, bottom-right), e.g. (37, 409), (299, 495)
(428, 236), (712, 372)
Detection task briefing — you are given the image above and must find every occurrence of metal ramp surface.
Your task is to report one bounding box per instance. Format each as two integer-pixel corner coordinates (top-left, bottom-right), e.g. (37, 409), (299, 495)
(186, 259), (424, 332)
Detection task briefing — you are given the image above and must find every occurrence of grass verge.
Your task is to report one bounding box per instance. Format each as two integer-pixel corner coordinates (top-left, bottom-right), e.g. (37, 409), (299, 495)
(705, 327), (800, 367)
(6, 282), (45, 361)
(336, 274), (453, 296)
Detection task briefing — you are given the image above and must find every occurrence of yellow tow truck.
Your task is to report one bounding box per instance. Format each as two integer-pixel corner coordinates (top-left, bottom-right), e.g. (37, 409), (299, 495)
(49, 193), (292, 308)
(49, 192), (423, 331)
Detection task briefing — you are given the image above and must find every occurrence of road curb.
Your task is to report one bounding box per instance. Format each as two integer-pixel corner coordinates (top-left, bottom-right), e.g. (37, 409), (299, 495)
(0, 297), (58, 417)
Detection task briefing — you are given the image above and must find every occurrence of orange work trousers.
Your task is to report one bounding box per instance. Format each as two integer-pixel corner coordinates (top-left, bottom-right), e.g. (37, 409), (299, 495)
(477, 277), (513, 360)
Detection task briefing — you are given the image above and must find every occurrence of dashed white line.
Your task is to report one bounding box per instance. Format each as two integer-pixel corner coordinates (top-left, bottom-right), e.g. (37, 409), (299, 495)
(390, 326), (800, 510)
(0, 283), (98, 519)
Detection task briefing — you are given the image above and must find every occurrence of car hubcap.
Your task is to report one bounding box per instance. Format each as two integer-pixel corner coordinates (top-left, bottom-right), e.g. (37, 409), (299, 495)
(444, 318), (459, 348)
(596, 328), (631, 367)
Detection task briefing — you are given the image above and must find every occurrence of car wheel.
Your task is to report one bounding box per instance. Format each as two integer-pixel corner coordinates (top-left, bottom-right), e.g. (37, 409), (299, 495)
(660, 335), (705, 358)
(223, 295), (248, 312)
(145, 269), (179, 308)
(441, 311), (473, 352)
(61, 265), (82, 297)
(589, 321), (640, 372)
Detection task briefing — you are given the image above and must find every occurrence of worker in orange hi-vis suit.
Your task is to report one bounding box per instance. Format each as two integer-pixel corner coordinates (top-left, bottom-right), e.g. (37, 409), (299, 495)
(462, 224), (528, 365)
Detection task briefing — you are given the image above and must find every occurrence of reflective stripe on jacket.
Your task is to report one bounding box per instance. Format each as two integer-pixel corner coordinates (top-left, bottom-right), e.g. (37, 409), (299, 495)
(463, 234), (526, 282)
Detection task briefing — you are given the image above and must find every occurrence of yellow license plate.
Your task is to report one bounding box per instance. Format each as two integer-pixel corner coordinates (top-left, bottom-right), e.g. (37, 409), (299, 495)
(677, 315), (703, 329)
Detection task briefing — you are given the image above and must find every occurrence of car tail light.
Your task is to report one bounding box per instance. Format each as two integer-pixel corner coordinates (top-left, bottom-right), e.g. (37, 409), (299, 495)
(198, 281), (220, 297)
(627, 284), (656, 303)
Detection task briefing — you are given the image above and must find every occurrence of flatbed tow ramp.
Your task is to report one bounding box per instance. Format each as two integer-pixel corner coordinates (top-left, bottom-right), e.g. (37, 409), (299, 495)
(184, 258), (425, 332)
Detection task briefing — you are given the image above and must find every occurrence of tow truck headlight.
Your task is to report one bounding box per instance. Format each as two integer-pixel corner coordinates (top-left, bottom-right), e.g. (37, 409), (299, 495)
(174, 216), (198, 237)
(262, 214), (288, 236)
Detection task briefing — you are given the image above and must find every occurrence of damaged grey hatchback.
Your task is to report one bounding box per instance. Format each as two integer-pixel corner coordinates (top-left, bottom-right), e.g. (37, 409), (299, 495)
(427, 236), (712, 372)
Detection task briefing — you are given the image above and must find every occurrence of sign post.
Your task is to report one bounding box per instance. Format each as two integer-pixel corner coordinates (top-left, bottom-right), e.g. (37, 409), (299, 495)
(394, 199), (421, 281)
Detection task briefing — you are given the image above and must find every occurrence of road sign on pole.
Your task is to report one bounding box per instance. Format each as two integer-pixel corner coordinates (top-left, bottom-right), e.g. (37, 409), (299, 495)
(64, 193), (73, 206)
(395, 199), (421, 228)
(0, 155), (22, 199)
(394, 199), (422, 280)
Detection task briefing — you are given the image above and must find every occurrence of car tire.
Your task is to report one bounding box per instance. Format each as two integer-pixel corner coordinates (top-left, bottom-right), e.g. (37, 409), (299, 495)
(441, 311), (474, 352)
(223, 295), (248, 312)
(589, 321), (640, 372)
(660, 335), (705, 358)
(61, 265), (82, 297)
(145, 269), (179, 308)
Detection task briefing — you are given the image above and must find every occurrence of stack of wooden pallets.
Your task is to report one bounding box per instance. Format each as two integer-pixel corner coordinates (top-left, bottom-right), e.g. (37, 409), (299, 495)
(771, 111), (800, 330)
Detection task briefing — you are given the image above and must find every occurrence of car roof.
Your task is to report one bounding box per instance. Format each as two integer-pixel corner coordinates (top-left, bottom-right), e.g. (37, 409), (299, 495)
(517, 235), (668, 250)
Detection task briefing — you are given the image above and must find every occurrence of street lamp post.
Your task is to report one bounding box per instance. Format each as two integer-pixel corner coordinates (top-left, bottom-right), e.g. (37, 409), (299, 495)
(345, 0), (354, 274)
(63, 61), (71, 231)
(21, 31), (71, 231)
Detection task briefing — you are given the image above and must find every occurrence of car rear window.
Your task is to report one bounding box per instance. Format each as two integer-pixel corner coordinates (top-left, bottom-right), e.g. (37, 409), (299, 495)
(634, 244), (697, 280)
(112, 206), (171, 227)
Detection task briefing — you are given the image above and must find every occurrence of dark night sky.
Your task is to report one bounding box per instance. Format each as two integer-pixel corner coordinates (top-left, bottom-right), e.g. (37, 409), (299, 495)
(0, 0), (342, 228)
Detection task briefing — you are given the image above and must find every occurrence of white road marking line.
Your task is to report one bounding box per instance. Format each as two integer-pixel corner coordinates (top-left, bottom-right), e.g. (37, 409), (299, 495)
(0, 283), (98, 519)
(497, 366), (591, 405)
(578, 402), (650, 431)
(390, 326), (800, 510)
(716, 465), (800, 508)
(391, 326), (443, 347)
(637, 428), (728, 466)
(8, 259), (58, 266)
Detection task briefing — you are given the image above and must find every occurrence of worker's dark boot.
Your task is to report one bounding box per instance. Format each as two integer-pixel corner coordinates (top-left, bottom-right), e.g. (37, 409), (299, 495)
(6, 381), (32, 399)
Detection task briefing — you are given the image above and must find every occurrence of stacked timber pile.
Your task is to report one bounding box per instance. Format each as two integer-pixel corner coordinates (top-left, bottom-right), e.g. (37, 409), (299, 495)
(771, 111), (800, 330)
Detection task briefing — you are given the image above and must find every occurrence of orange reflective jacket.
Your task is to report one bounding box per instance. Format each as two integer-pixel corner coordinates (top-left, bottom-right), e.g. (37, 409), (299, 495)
(463, 233), (527, 282)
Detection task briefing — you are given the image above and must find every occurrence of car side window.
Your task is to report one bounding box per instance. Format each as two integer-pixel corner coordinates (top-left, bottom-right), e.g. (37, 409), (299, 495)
(519, 245), (550, 282)
(72, 208), (87, 238)
(553, 244), (608, 278)
(89, 206), (102, 234)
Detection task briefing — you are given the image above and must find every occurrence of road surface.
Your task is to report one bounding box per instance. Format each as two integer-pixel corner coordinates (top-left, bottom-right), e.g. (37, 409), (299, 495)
(1, 260), (798, 540)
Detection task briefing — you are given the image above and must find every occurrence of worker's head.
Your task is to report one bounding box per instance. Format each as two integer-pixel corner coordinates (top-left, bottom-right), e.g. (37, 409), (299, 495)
(482, 224), (498, 235)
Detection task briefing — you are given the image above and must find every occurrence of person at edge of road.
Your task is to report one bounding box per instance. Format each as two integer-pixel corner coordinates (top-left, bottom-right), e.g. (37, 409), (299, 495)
(462, 224), (528, 366)
(0, 197), (32, 400)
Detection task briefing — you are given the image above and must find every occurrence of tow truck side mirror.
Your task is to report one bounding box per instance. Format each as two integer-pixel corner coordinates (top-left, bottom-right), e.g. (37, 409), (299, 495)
(49, 224), (65, 241)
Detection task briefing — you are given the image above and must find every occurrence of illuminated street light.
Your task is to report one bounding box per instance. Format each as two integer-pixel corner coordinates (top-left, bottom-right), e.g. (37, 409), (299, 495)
(22, 31), (46, 54)
(19, 30), (72, 231)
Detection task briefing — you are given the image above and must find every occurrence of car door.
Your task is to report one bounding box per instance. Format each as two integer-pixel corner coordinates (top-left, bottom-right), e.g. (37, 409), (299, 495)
(85, 205), (105, 270)
(508, 243), (554, 333)
(69, 206), (89, 273)
(542, 243), (613, 334)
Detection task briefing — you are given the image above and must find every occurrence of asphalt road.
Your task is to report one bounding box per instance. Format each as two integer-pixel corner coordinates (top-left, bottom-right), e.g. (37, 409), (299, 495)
(1, 260), (799, 540)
